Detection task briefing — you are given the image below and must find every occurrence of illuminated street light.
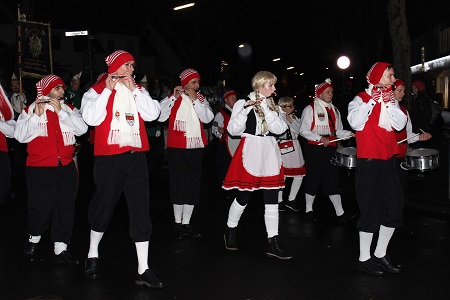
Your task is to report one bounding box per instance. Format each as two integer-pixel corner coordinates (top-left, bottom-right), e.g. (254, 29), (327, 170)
(173, 3), (195, 10)
(337, 56), (350, 90)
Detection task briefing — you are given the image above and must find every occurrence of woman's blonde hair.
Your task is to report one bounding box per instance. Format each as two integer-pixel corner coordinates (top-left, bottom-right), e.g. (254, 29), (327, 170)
(251, 71), (277, 91)
(278, 96), (294, 107)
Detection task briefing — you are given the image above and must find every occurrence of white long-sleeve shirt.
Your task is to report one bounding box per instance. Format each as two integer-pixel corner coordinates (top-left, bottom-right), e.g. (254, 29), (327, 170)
(158, 94), (214, 124)
(81, 86), (160, 126)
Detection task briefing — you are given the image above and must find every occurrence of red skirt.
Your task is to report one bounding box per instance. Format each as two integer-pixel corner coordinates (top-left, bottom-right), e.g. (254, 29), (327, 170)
(283, 165), (306, 177)
(222, 137), (285, 191)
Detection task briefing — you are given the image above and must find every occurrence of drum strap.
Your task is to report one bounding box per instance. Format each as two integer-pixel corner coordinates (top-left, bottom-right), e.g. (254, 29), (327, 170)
(326, 109), (336, 137)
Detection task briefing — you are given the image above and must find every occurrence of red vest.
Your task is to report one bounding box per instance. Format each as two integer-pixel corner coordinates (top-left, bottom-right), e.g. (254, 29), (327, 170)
(91, 82), (149, 156)
(355, 92), (399, 160)
(166, 97), (208, 149)
(24, 107), (75, 167)
(394, 105), (408, 157)
(218, 108), (231, 142)
(307, 102), (337, 147)
(0, 132), (7, 152)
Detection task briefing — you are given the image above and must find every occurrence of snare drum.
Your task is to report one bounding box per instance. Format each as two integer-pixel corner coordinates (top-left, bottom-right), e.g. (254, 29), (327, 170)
(333, 147), (357, 169)
(404, 148), (439, 172)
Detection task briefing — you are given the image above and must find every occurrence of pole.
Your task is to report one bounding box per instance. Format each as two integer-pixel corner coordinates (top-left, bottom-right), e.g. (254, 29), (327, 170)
(87, 32), (93, 84)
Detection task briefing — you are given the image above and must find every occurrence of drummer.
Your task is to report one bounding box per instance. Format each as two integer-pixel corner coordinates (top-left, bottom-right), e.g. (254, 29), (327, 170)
(392, 79), (431, 234)
(299, 78), (355, 223)
(393, 79), (432, 191)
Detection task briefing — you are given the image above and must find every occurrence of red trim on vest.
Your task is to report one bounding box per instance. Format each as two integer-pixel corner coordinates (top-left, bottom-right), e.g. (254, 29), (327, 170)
(307, 102), (337, 146)
(394, 105), (408, 157)
(0, 132), (7, 152)
(166, 97), (208, 148)
(218, 109), (231, 142)
(355, 92), (399, 159)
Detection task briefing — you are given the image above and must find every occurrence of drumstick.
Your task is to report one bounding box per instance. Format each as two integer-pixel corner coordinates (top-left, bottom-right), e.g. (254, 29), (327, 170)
(419, 128), (426, 134)
(397, 132), (421, 144)
(318, 135), (353, 145)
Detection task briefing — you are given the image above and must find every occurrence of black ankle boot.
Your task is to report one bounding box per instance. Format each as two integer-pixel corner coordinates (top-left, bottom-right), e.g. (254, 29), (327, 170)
(266, 235), (292, 260)
(224, 227), (238, 250)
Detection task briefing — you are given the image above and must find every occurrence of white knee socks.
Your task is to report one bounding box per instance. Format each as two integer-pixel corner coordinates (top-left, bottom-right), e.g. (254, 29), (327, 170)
(182, 205), (194, 225)
(305, 193), (315, 212)
(173, 204), (183, 224)
(288, 176), (303, 201)
(264, 204), (279, 238)
(329, 194), (344, 216)
(87, 230), (104, 258)
(54, 242), (68, 255)
(227, 199), (246, 228)
(135, 241), (149, 275)
(374, 225), (395, 258)
(359, 231), (374, 261)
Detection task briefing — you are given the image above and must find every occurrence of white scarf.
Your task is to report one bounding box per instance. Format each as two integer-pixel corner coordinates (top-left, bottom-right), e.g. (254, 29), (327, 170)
(174, 93), (204, 148)
(313, 98), (338, 136)
(108, 83), (142, 148)
(27, 101), (75, 146)
(365, 84), (392, 131)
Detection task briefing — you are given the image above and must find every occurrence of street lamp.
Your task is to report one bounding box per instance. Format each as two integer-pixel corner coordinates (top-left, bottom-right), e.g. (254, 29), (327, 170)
(337, 56), (350, 91)
(65, 30), (93, 84)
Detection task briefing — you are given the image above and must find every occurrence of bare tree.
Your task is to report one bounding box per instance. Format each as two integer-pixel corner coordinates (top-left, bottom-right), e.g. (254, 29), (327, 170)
(387, 0), (412, 102)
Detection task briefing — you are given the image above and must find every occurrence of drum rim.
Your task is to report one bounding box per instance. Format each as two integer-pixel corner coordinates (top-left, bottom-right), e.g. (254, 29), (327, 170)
(406, 148), (439, 157)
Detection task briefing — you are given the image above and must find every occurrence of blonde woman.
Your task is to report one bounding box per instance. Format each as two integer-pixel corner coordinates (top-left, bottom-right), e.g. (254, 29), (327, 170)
(222, 71), (291, 260)
(277, 97), (306, 211)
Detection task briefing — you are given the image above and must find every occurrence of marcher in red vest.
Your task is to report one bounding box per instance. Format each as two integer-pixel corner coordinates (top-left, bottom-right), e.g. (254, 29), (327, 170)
(158, 68), (214, 240)
(80, 50), (163, 288)
(392, 79), (431, 235)
(348, 62), (407, 276)
(14, 74), (88, 265)
(212, 89), (239, 183)
(299, 79), (355, 223)
(0, 84), (15, 205)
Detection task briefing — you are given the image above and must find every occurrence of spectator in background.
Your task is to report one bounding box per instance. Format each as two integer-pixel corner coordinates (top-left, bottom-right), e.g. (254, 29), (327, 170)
(65, 71), (83, 109)
(408, 80), (432, 149)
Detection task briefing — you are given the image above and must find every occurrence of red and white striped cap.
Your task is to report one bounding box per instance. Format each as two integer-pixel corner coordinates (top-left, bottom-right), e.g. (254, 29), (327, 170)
(36, 75), (65, 98)
(105, 50), (135, 73)
(366, 62), (392, 85)
(315, 78), (333, 98)
(179, 69), (200, 87)
(223, 90), (237, 100)
(96, 72), (108, 83)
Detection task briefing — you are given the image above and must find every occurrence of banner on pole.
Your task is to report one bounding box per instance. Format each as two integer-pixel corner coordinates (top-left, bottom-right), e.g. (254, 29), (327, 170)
(20, 20), (53, 78)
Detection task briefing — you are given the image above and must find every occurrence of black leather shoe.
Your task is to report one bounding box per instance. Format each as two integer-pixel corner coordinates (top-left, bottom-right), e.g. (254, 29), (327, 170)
(173, 223), (183, 240)
(357, 258), (385, 276)
(182, 224), (201, 238)
(278, 202), (287, 212)
(285, 200), (300, 212)
(224, 227), (238, 250)
(85, 257), (100, 279)
(337, 212), (356, 224)
(52, 250), (79, 266)
(266, 235), (292, 260)
(373, 255), (401, 273)
(24, 241), (40, 263)
(135, 269), (164, 289)
(304, 211), (317, 222)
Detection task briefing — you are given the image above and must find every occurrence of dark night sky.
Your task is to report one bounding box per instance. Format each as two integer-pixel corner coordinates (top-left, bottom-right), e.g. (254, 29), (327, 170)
(2, 0), (450, 86)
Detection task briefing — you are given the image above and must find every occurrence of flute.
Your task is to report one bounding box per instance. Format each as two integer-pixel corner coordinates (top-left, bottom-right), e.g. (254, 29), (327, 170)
(111, 75), (136, 79)
(244, 92), (277, 109)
